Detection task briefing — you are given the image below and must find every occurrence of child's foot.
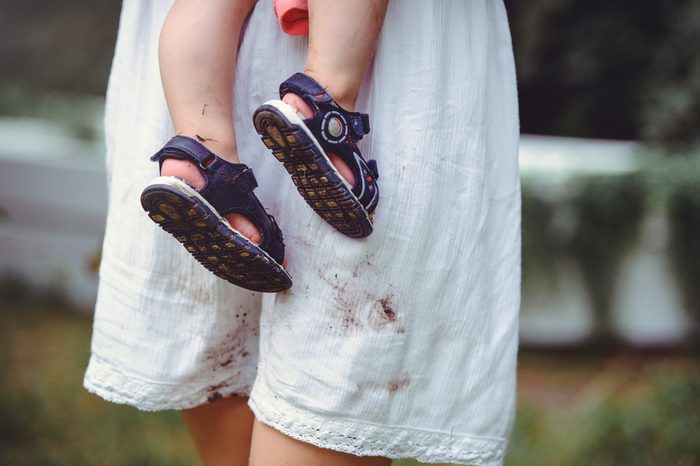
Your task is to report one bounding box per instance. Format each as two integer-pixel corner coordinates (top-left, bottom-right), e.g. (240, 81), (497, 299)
(253, 72), (379, 239)
(141, 136), (292, 292)
(280, 93), (355, 187)
(161, 158), (263, 245)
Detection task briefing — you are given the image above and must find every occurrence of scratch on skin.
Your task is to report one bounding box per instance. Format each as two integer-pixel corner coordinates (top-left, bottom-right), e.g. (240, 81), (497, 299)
(195, 134), (216, 143)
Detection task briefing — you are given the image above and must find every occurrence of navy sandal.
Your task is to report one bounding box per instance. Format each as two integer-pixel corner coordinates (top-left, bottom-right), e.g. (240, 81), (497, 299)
(140, 136), (292, 293)
(253, 73), (379, 238)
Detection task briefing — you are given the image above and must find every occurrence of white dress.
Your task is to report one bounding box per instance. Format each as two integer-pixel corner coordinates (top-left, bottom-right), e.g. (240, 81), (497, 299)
(83, 0), (521, 464)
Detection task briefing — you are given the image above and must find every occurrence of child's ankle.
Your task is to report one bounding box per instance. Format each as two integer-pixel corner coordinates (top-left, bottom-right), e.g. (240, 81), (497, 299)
(176, 132), (240, 164)
(302, 69), (359, 111)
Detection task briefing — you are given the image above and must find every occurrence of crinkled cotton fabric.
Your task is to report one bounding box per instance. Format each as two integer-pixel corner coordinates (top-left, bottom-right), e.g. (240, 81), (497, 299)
(83, 0), (521, 464)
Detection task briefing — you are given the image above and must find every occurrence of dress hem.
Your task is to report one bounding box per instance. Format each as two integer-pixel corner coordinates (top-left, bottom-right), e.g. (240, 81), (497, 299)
(83, 356), (255, 412)
(248, 382), (506, 466)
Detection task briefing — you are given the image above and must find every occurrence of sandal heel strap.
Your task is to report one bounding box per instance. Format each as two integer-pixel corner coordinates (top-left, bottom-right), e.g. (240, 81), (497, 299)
(279, 72), (329, 101)
(150, 135), (216, 168)
(150, 136), (258, 194)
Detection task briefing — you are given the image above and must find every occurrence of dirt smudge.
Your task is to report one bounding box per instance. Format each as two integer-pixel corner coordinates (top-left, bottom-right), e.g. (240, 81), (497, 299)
(207, 391), (223, 402)
(203, 325), (251, 371)
(364, 294), (404, 333)
(351, 255), (374, 279)
(341, 309), (361, 330)
(358, 373), (413, 394)
(387, 375), (412, 393)
(206, 383), (247, 403)
(379, 296), (397, 322)
(206, 381), (227, 403)
(313, 256), (406, 335)
(219, 358), (233, 368)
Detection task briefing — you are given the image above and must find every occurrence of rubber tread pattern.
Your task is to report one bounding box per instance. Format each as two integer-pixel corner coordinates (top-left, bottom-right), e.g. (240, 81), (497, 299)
(253, 105), (373, 238)
(141, 181), (292, 292)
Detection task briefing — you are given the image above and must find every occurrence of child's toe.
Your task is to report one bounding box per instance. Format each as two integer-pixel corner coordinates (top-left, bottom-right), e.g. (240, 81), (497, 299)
(226, 213), (262, 245)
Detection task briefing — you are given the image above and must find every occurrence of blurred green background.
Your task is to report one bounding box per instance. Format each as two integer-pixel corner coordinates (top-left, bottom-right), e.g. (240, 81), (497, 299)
(1, 0), (700, 465)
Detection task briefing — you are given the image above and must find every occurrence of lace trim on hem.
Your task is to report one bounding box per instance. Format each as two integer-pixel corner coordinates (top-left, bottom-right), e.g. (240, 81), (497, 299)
(83, 356), (254, 411)
(248, 383), (505, 465)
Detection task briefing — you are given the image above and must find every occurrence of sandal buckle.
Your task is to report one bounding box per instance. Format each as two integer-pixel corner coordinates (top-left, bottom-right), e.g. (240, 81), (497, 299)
(348, 113), (370, 138)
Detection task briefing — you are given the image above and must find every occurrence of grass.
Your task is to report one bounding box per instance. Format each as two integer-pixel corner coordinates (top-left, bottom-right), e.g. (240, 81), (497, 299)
(1, 287), (699, 465)
(0, 285), (196, 466)
(507, 352), (700, 466)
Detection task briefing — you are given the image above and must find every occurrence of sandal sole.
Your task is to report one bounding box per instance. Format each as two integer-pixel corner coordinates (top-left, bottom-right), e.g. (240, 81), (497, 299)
(253, 102), (374, 239)
(140, 176), (292, 293)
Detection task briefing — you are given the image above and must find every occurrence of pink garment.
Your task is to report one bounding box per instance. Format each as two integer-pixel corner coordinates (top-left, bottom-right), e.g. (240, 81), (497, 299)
(273, 0), (309, 35)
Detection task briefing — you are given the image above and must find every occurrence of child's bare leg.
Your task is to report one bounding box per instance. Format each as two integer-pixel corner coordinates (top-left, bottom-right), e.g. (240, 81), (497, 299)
(158, 0), (261, 243)
(282, 0), (389, 186)
(181, 396), (255, 466)
(158, 0), (266, 457)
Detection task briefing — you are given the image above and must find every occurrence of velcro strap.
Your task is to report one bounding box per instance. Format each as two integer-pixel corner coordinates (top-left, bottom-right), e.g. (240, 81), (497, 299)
(150, 136), (215, 167)
(230, 168), (258, 193)
(279, 72), (329, 102)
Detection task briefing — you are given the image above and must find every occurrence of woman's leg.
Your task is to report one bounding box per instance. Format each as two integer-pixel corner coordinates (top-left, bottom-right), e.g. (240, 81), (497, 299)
(158, 0), (262, 242)
(250, 2), (391, 463)
(282, 0), (389, 186)
(181, 396), (255, 466)
(249, 420), (392, 466)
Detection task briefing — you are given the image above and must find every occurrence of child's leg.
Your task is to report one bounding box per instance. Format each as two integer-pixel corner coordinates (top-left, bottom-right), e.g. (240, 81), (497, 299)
(250, 1), (391, 463)
(303, 0), (388, 111)
(156, 0), (266, 459)
(158, 0), (261, 243)
(281, 0), (389, 186)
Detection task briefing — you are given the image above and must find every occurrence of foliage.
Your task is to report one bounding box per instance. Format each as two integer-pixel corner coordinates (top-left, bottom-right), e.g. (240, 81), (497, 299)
(521, 174), (647, 338)
(0, 0), (120, 97)
(568, 174), (647, 338)
(0, 285), (197, 466)
(2, 0), (700, 146)
(569, 369), (700, 466)
(639, 1), (700, 148)
(506, 364), (700, 466)
(504, 0), (700, 146)
(520, 188), (561, 295)
(668, 174), (700, 330)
